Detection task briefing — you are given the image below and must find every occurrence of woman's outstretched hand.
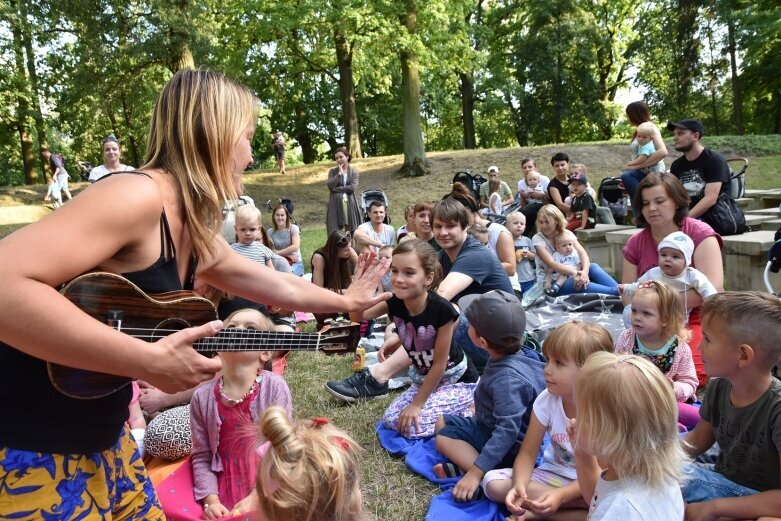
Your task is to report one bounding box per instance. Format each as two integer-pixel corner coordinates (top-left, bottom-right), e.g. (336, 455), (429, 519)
(343, 252), (391, 312)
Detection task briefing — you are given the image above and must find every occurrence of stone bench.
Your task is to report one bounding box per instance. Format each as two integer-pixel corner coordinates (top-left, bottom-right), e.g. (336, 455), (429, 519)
(746, 207), (781, 217)
(575, 224), (633, 274)
(743, 189), (781, 210)
(605, 228), (643, 280)
(744, 213), (777, 231)
(721, 230), (781, 291)
(761, 218), (781, 232)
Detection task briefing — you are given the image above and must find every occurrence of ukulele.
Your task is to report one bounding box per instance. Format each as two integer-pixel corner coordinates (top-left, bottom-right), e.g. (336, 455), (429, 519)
(48, 272), (360, 399)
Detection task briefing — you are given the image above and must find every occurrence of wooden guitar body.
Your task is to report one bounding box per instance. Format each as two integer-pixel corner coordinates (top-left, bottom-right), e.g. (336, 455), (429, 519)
(49, 272), (218, 399)
(48, 272), (360, 399)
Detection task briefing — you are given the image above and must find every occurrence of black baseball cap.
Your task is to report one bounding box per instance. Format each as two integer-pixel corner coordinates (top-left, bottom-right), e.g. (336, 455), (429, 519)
(667, 119), (704, 137)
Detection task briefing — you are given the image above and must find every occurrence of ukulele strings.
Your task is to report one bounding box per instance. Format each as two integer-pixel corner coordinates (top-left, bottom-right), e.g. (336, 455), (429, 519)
(111, 327), (349, 352)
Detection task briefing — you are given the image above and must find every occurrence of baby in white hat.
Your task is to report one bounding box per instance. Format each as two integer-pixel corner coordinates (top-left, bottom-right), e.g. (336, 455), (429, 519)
(620, 231), (718, 300)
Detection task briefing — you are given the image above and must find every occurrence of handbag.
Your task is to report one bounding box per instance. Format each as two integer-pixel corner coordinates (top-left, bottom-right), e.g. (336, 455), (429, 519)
(700, 192), (747, 236)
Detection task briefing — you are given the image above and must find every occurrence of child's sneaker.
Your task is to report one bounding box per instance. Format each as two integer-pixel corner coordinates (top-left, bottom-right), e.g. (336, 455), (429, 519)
(324, 369), (389, 403)
(545, 284), (560, 296)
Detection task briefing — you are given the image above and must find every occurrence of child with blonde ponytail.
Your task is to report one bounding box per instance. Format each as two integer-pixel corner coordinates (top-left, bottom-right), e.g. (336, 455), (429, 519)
(257, 406), (365, 521)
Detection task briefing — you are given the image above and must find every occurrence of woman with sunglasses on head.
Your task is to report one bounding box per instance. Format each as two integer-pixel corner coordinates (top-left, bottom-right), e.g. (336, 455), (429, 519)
(88, 134), (135, 183)
(311, 230), (360, 328)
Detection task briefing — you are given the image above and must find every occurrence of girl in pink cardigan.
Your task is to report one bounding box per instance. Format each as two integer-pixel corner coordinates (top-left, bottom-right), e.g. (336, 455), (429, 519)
(615, 281), (699, 430)
(190, 309), (292, 520)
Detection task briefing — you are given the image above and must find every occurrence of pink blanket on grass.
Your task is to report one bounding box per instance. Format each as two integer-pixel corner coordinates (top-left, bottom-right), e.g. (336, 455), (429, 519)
(156, 457), (260, 521)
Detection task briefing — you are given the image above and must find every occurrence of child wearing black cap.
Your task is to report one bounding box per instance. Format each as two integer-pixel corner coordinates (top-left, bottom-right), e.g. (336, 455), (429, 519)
(433, 290), (546, 502)
(565, 172), (596, 231)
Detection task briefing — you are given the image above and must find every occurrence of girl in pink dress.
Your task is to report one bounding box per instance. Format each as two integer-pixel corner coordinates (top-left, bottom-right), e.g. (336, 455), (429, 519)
(159, 308), (292, 520)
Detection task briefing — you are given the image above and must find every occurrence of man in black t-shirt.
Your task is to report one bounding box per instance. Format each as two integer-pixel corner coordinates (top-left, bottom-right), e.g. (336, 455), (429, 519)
(668, 119), (729, 219)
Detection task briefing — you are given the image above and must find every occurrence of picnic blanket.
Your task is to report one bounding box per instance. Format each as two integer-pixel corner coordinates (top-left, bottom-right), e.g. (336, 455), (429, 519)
(377, 422), (548, 521)
(524, 293), (625, 343)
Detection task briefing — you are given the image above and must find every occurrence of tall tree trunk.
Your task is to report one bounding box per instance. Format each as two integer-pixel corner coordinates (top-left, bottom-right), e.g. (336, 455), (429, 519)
(674, 0), (700, 115)
(726, 17), (744, 135)
(334, 29), (363, 158)
(168, 0), (195, 72)
(120, 94), (140, 166)
(399, 0), (429, 177)
(460, 73), (476, 149)
(10, 0), (37, 184)
(20, 1), (47, 182)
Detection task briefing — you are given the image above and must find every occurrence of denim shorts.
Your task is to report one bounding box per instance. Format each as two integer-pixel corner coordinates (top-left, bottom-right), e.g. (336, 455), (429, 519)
(681, 463), (758, 503)
(438, 415), (518, 468)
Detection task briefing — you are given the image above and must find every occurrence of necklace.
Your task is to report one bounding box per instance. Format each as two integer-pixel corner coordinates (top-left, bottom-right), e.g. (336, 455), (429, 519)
(218, 370), (262, 406)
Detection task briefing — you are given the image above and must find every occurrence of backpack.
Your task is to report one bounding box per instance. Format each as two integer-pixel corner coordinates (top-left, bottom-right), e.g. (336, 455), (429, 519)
(56, 154), (66, 170)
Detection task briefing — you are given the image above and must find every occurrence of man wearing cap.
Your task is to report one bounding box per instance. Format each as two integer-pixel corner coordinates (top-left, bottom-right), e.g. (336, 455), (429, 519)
(478, 166), (514, 209)
(667, 119), (730, 219)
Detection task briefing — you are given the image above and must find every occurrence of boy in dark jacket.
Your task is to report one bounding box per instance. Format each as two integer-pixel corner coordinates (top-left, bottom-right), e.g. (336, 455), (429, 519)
(434, 290), (546, 501)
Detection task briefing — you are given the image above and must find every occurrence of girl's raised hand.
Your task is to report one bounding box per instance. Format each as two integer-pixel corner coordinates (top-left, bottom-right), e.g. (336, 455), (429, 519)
(397, 403), (422, 435)
(343, 252), (391, 311)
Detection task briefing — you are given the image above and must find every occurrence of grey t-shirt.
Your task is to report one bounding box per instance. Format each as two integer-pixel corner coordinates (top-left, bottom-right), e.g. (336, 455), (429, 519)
(700, 377), (781, 491)
(513, 236), (535, 284)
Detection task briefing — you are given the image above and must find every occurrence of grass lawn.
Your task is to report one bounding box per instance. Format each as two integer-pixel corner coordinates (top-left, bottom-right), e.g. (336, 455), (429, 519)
(2, 136), (781, 520)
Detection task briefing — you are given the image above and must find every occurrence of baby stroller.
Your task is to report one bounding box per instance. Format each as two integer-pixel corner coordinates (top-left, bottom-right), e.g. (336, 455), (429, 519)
(598, 177), (628, 225)
(452, 169), (486, 202)
(726, 157), (748, 199)
(360, 189), (390, 224)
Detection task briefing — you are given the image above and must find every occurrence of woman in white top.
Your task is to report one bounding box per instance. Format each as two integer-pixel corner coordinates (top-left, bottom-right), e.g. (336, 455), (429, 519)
(88, 135), (134, 182)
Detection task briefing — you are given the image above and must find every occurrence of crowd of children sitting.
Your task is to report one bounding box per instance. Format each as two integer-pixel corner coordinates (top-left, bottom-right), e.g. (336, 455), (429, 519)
(18, 118), (781, 520)
(129, 187), (779, 521)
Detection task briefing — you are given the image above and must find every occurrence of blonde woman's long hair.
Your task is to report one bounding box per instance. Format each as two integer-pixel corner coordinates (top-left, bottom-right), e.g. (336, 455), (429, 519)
(143, 68), (257, 260)
(257, 406), (365, 521)
(574, 352), (688, 488)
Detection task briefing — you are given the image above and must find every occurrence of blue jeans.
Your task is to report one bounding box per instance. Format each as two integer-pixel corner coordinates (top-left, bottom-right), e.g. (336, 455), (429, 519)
(291, 260), (304, 276)
(620, 169), (646, 217)
(557, 264), (619, 296)
(681, 463), (758, 503)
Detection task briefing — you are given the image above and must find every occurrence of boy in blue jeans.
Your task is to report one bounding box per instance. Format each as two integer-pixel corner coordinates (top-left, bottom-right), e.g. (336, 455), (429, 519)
(433, 290), (545, 502)
(682, 292), (781, 520)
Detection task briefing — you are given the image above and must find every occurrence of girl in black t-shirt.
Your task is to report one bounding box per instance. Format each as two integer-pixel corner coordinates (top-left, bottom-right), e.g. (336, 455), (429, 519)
(348, 239), (478, 438)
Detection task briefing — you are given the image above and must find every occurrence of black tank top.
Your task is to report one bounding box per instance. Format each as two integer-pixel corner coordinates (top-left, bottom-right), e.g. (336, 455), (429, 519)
(0, 172), (197, 453)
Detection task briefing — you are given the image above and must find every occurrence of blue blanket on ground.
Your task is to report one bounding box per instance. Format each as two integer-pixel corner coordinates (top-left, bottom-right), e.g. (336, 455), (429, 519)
(377, 422), (536, 520)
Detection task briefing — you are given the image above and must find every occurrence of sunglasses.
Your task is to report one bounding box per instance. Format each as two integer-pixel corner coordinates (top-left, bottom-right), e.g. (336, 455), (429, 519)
(337, 232), (351, 246)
